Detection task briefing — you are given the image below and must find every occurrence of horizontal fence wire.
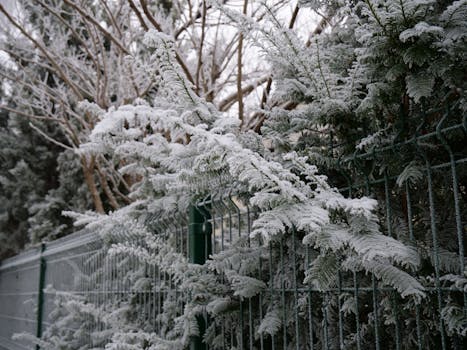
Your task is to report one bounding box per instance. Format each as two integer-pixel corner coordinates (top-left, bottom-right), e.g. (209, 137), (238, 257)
(0, 109), (465, 350)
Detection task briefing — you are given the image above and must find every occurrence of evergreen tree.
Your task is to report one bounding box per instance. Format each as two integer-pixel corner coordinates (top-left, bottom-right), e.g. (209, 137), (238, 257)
(54, 29), (426, 349)
(0, 89), (90, 258)
(3, 0), (465, 348)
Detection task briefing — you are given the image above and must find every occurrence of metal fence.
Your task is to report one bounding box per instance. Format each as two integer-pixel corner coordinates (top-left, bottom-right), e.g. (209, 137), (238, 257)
(0, 111), (465, 350)
(0, 230), (101, 349)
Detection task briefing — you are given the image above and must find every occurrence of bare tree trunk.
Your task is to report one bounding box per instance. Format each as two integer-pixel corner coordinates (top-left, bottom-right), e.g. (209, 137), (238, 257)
(96, 159), (120, 210)
(80, 156), (105, 213)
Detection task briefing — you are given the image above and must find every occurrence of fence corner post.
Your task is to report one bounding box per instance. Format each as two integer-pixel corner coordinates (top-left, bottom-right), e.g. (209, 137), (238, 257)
(35, 243), (46, 350)
(188, 202), (212, 350)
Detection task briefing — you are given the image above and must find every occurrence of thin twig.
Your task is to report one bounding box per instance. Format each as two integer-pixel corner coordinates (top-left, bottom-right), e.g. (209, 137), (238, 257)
(237, 0), (249, 127)
(218, 75), (269, 112)
(195, 0), (207, 94)
(0, 3), (83, 99)
(29, 123), (75, 151)
(62, 0), (129, 54)
(128, 0), (148, 30)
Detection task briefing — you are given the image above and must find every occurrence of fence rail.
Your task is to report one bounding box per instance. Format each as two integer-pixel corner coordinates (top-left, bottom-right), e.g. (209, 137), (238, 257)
(0, 230), (100, 350)
(0, 115), (466, 350)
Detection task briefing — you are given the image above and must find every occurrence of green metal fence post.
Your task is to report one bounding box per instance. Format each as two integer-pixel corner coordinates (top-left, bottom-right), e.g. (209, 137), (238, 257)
(36, 243), (46, 350)
(189, 203), (212, 350)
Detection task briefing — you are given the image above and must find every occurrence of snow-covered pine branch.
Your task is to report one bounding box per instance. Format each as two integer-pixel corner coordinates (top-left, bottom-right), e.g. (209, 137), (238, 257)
(69, 29), (428, 348)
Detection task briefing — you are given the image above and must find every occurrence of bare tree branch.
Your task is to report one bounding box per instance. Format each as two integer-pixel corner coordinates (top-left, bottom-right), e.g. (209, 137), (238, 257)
(0, 3), (83, 99)
(62, 0), (130, 54)
(195, 0), (207, 94)
(218, 75), (269, 112)
(237, 0), (249, 127)
(128, 0), (149, 30)
(29, 122), (75, 151)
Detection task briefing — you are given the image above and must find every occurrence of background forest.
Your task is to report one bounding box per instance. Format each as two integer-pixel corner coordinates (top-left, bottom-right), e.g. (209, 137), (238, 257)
(0, 0), (466, 349)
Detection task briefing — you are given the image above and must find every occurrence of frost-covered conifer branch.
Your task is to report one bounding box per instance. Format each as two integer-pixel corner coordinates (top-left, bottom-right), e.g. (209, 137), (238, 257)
(4, 1), (465, 347)
(80, 30), (426, 313)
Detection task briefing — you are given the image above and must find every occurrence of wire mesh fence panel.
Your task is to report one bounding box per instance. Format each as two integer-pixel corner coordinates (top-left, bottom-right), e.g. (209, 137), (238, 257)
(0, 224), (191, 349)
(0, 109), (465, 349)
(0, 248), (41, 350)
(195, 109), (465, 349)
(325, 111), (467, 350)
(201, 195), (384, 350)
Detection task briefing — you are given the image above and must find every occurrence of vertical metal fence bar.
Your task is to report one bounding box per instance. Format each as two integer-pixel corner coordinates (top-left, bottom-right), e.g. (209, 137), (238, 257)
(248, 297), (253, 350)
(323, 293), (329, 350)
(279, 239), (287, 350)
(156, 252), (161, 334)
(211, 209), (217, 255)
(269, 242), (276, 350)
(349, 159), (363, 350)
(88, 252), (92, 345)
(436, 115), (465, 276)
(291, 229), (300, 350)
(101, 251), (105, 336)
(228, 204), (233, 244)
(213, 204), (227, 348)
(189, 204), (211, 350)
(152, 263), (157, 331)
(118, 254), (123, 329)
(105, 252), (109, 337)
(370, 169), (382, 350)
(35, 243), (46, 350)
(90, 251), (94, 345)
(436, 116), (467, 327)
(358, 157), (382, 350)
(405, 183), (415, 243)
(81, 253), (86, 344)
(353, 271), (362, 350)
(221, 316), (226, 350)
(137, 252), (141, 326)
(424, 156), (447, 350)
(371, 275), (381, 350)
(86, 252), (89, 341)
(249, 205), (264, 350)
(95, 249), (99, 335)
(337, 269), (344, 350)
(308, 289), (314, 350)
(392, 291), (401, 350)
(306, 246), (314, 350)
(144, 262), (149, 329)
(384, 171), (393, 239)
(162, 265), (166, 332)
(98, 250), (102, 334)
(220, 205), (225, 251)
(258, 265), (264, 350)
